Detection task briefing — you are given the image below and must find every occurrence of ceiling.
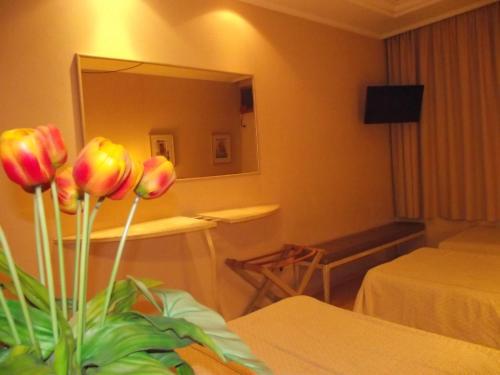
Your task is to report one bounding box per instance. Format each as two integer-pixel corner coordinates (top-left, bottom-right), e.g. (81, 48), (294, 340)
(236, 0), (497, 38)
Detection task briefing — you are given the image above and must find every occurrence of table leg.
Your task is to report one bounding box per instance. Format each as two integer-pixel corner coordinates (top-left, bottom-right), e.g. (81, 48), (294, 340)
(202, 229), (222, 313)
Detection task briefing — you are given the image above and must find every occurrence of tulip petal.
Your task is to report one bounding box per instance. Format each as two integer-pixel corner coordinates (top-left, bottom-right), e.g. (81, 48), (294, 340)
(0, 128), (55, 189)
(135, 156), (176, 200)
(73, 137), (131, 197)
(55, 166), (83, 215)
(108, 159), (144, 200)
(36, 125), (68, 168)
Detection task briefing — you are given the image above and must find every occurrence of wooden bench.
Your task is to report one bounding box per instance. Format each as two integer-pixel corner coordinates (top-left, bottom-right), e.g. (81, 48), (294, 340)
(301, 221), (425, 303)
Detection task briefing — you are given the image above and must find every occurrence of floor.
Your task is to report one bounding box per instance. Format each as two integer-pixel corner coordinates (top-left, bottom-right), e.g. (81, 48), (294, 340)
(249, 273), (365, 314)
(329, 276), (364, 310)
(310, 275), (365, 311)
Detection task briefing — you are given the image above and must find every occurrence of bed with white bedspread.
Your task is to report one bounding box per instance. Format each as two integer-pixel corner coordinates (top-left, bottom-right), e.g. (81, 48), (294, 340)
(354, 247), (500, 349)
(224, 296), (500, 374)
(438, 225), (500, 255)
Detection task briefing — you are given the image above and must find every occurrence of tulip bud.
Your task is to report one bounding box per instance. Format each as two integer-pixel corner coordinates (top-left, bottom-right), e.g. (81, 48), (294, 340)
(0, 128), (55, 189)
(55, 167), (83, 214)
(73, 137), (131, 197)
(135, 156), (176, 200)
(108, 158), (144, 200)
(35, 125), (67, 169)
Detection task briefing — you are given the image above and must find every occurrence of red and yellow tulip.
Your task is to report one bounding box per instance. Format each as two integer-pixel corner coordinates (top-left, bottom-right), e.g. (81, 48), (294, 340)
(0, 128), (55, 189)
(135, 156), (176, 199)
(35, 125), (67, 169)
(73, 137), (131, 197)
(55, 167), (83, 214)
(108, 158), (144, 200)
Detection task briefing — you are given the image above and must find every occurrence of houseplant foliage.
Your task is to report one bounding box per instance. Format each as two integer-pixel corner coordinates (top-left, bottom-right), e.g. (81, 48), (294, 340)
(0, 126), (270, 375)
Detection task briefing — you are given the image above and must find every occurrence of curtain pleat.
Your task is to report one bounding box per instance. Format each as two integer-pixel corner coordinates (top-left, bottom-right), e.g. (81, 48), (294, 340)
(386, 3), (500, 222)
(387, 33), (421, 219)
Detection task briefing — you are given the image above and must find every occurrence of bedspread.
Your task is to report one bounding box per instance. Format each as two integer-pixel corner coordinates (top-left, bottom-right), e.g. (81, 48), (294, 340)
(439, 226), (500, 255)
(354, 247), (500, 349)
(227, 296), (500, 374)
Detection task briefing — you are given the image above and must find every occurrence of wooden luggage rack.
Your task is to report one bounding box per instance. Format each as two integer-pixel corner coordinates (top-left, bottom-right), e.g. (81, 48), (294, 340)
(226, 244), (324, 314)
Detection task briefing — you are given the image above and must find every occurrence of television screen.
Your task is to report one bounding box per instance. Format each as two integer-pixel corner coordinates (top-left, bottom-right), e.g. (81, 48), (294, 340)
(364, 85), (424, 124)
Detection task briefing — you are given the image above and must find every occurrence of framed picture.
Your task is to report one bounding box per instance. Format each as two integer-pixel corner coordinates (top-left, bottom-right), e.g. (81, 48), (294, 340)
(150, 134), (175, 165)
(212, 133), (231, 164)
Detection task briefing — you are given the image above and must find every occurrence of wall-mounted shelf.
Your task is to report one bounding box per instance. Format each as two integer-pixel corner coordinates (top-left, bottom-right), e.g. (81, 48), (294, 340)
(60, 205), (279, 314)
(61, 215), (220, 311)
(197, 204), (280, 224)
(62, 216), (216, 245)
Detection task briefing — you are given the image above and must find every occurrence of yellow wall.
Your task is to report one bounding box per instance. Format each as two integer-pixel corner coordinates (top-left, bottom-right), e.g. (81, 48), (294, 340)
(0, 0), (392, 318)
(82, 72), (247, 178)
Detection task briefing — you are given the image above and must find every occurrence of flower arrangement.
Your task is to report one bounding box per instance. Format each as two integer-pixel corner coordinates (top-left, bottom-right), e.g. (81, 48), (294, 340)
(0, 126), (269, 374)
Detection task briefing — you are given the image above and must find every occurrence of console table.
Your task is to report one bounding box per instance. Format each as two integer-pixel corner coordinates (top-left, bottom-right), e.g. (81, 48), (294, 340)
(62, 216), (220, 310)
(197, 204), (279, 223)
(62, 205), (280, 313)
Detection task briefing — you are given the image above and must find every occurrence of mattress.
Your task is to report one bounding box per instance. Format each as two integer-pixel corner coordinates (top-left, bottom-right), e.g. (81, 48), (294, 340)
(438, 226), (500, 255)
(227, 296), (500, 375)
(354, 247), (500, 349)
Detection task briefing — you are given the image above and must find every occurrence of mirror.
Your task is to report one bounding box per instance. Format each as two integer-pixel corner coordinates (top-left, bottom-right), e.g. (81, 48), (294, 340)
(77, 55), (259, 179)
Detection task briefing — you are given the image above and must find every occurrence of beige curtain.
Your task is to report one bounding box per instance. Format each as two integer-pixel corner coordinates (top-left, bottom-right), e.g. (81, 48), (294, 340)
(387, 3), (500, 222)
(387, 33), (421, 219)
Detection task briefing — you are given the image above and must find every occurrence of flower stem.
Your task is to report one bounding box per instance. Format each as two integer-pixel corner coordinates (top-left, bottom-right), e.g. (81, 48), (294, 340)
(0, 285), (20, 344)
(89, 197), (105, 235)
(72, 201), (82, 316)
(99, 195), (140, 327)
(0, 226), (41, 357)
(34, 197), (46, 285)
(50, 180), (67, 319)
(34, 186), (59, 343)
(74, 197), (104, 320)
(76, 193), (90, 366)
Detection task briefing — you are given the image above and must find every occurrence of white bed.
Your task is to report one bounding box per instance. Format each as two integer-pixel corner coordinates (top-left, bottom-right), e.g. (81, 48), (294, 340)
(354, 247), (500, 349)
(439, 225), (500, 255)
(224, 296), (500, 375)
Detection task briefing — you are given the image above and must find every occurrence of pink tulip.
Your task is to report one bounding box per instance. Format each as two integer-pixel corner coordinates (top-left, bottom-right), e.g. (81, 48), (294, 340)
(0, 128), (55, 189)
(35, 125), (67, 169)
(108, 158), (144, 200)
(135, 156), (176, 199)
(55, 167), (83, 214)
(73, 137), (131, 197)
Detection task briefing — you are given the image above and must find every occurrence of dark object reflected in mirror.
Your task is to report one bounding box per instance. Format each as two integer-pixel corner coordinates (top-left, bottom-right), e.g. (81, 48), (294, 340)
(77, 55), (259, 179)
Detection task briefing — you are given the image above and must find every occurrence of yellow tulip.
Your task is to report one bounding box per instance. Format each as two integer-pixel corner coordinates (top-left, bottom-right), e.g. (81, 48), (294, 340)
(73, 137), (131, 197)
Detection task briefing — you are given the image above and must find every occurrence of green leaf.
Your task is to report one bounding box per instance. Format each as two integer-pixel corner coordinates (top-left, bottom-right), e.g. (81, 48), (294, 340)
(146, 350), (194, 375)
(0, 346), (54, 375)
(81, 312), (192, 368)
(0, 252), (50, 312)
(0, 349), (8, 363)
(53, 315), (75, 375)
(136, 314), (223, 361)
(0, 300), (55, 359)
(176, 362), (194, 375)
(83, 278), (162, 328)
(85, 352), (176, 375)
(149, 351), (184, 368)
(154, 289), (271, 375)
(127, 276), (162, 313)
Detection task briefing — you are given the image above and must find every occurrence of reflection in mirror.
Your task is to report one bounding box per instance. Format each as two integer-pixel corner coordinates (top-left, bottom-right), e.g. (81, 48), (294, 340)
(77, 55), (259, 179)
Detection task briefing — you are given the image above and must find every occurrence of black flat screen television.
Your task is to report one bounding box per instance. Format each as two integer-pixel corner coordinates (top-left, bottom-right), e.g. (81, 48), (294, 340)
(364, 85), (424, 124)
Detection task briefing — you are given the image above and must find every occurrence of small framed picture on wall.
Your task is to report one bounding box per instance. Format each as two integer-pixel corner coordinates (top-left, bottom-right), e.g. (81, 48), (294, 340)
(150, 134), (175, 165)
(212, 133), (231, 164)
